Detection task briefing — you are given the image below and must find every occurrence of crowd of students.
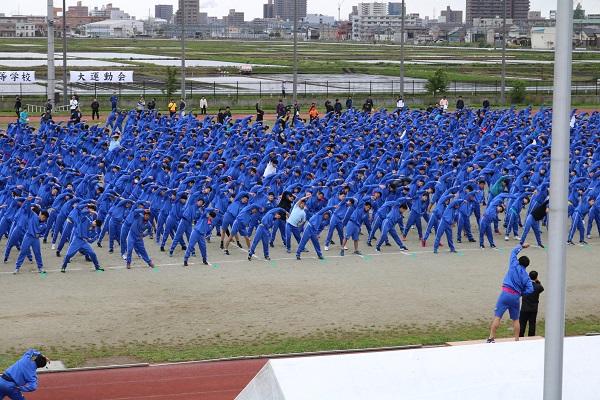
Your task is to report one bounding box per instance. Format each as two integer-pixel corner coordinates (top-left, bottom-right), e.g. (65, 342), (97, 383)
(0, 102), (599, 274)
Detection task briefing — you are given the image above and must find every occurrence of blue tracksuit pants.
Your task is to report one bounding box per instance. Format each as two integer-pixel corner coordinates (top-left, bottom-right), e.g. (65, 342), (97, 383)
(270, 218), (286, 245)
(63, 239), (100, 270)
(170, 219), (191, 253)
(249, 224), (271, 258)
(377, 219), (406, 249)
(296, 224), (322, 257)
(285, 223), (302, 251)
(568, 211), (585, 242)
(433, 221), (456, 252)
(184, 229), (207, 262)
(15, 234), (43, 271)
(57, 221), (74, 253)
(324, 216), (344, 246)
(126, 234), (152, 265)
(520, 215), (542, 246)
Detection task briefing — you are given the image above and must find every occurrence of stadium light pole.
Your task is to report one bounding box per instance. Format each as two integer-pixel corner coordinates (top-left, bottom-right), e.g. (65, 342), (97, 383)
(500, 0), (507, 105)
(180, 0), (186, 100)
(47, 0), (56, 106)
(62, 0), (67, 104)
(292, 0), (298, 104)
(399, 0), (405, 97)
(543, 0), (573, 398)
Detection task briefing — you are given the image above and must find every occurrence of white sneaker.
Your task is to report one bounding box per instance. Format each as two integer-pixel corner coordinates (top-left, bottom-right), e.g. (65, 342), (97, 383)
(324, 246), (329, 251)
(504, 236), (509, 241)
(343, 246), (349, 250)
(51, 244), (56, 250)
(121, 254), (127, 260)
(587, 235), (592, 239)
(514, 236), (520, 241)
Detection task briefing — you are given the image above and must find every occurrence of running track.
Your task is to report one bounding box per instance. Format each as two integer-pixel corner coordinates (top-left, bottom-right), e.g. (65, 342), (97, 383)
(28, 359), (267, 400)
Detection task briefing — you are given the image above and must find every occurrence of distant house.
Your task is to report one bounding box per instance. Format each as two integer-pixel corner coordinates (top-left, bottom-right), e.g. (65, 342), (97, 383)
(448, 27), (466, 43)
(82, 19), (144, 38)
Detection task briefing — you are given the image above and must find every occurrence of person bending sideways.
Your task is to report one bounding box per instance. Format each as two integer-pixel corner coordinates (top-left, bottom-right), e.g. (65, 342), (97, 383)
(487, 243), (534, 343)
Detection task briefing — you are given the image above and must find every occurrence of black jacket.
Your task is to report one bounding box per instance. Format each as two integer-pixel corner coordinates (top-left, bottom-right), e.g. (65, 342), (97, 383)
(521, 281), (544, 312)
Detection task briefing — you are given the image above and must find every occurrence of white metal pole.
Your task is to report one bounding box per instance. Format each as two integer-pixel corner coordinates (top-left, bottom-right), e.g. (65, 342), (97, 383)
(62, 0), (67, 104)
(500, 0), (507, 105)
(180, 0), (186, 100)
(292, 0), (298, 103)
(399, 0), (405, 97)
(47, 0), (55, 106)
(543, 0), (573, 399)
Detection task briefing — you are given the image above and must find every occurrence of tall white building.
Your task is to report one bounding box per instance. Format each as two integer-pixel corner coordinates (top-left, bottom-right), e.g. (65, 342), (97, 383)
(83, 19), (143, 37)
(352, 13), (421, 41)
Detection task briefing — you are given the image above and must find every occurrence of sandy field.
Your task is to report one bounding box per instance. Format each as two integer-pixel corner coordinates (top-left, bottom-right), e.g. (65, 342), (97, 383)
(1, 226), (599, 351)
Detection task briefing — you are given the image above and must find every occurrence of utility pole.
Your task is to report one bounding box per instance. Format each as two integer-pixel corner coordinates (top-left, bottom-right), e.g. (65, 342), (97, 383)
(500, 0), (507, 105)
(180, 0), (186, 100)
(543, 0), (573, 399)
(399, 0), (405, 97)
(62, 0), (67, 104)
(47, 0), (55, 106)
(292, 0), (298, 104)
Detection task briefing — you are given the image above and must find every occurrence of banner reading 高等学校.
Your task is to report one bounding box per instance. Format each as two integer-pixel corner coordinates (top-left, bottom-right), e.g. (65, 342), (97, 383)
(69, 71), (133, 83)
(0, 71), (36, 84)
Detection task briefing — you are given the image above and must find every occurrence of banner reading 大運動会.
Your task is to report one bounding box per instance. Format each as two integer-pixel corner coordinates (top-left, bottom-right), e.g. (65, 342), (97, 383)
(69, 71), (133, 83)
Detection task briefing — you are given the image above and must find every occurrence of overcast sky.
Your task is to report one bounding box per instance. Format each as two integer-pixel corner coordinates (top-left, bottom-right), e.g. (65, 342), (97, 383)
(3, 0), (599, 20)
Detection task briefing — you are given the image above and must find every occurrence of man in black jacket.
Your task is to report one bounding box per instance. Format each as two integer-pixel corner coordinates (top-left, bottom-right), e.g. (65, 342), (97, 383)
(91, 98), (100, 120)
(519, 270), (544, 337)
(456, 96), (465, 111)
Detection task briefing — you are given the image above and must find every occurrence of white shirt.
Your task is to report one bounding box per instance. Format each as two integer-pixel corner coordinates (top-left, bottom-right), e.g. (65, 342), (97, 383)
(199, 98), (208, 108)
(69, 99), (78, 110)
(396, 99), (405, 108)
(287, 203), (306, 227)
(439, 98), (448, 110)
(263, 161), (276, 178)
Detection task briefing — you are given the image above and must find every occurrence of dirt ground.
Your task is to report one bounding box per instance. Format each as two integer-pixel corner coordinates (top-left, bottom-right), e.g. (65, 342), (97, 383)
(1, 227), (599, 351)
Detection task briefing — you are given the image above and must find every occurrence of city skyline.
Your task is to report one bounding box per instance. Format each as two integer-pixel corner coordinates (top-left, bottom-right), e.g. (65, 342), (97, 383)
(2, 0), (599, 21)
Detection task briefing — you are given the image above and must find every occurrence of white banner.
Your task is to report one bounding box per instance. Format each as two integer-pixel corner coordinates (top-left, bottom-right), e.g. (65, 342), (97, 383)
(69, 71), (133, 83)
(0, 71), (36, 84)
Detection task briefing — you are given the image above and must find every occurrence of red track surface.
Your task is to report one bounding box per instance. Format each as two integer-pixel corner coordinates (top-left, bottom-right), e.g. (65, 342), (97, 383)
(28, 359), (267, 400)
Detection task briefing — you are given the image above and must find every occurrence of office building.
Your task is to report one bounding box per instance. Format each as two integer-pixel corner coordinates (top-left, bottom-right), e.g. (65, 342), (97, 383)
(176, 0), (200, 25)
(225, 9), (245, 27)
(67, 1), (89, 17)
(465, 0), (529, 24)
(358, 2), (388, 16)
(155, 5), (173, 22)
(263, 0), (274, 19)
(274, 0), (307, 21)
(440, 6), (462, 24)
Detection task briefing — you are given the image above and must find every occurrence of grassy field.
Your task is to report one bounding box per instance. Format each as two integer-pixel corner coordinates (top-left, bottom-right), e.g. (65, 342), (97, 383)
(0, 317), (598, 369)
(2, 37), (600, 85)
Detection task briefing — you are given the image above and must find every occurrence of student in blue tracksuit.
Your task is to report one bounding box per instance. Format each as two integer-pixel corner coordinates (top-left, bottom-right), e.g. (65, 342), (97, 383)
(285, 194), (311, 253)
(3, 198), (32, 263)
(224, 203), (260, 255)
(487, 243), (534, 342)
(61, 204), (103, 272)
(0, 349), (48, 400)
(479, 194), (510, 248)
(367, 199), (395, 247)
(220, 192), (249, 250)
(340, 198), (372, 256)
(324, 192), (347, 251)
(169, 192), (204, 256)
(567, 195), (594, 245)
(125, 209), (154, 269)
(14, 200), (48, 274)
(376, 201), (409, 252)
(295, 206), (336, 260)
(433, 199), (463, 254)
(402, 191), (429, 241)
(249, 207), (287, 261)
(183, 209), (217, 266)
(105, 198), (133, 253)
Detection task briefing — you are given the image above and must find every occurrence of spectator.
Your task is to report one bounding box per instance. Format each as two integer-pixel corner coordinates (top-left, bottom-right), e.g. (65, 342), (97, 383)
(167, 99), (177, 117)
(69, 95), (79, 113)
(363, 97), (374, 113)
(333, 99), (342, 115)
(396, 96), (405, 111)
(147, 98), (156, 111)
(199, 96), (208, 115)
(224, 106), (232, 121)
(308, 103), (319, 121)
(519, 271), (544, 337)
(217, 108), (225, 124)
(91, 98), (100, 120)
(346, 95), (353, 109)
(439, 96), (449, 111)
(179, 98), (187, 116)
(255, 103), (264, 122)
(18, 109), (29, 125)
(45, 98), (53, 115)
(110, 92), (119, 111)
(482, 98), (490, 109)
(293, 100), (300, 117)
(276, 99), (286, 118)
(456, 96), (465, 111)
(281, 81), (286, 98)
(136, 96), (145, 113)
(325, 100), (333, 114)
(70, 107), (81, 124)
(14, 96), (22, 118)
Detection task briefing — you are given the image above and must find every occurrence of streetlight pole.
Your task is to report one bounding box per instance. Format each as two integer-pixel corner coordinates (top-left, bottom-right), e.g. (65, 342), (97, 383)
(500, 0), (507, 105)
(62, 0), (67, 104)
(543, 0), (573, 399)
(399, 0), (405, 97)
(292, 0), (298, 104)
(47, 0), (55, 106)
(180, 0), (186, 100)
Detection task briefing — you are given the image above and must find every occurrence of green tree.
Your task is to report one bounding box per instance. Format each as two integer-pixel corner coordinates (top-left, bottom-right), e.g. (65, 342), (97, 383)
(425, 69), (448, 96)
(509, 81), (527, 104)
(574, 3), (585, 19)
(163, 67), (178, 99)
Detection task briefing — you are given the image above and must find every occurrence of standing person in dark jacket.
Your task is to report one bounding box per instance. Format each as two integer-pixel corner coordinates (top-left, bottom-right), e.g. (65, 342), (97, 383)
(520, 199), (549, 247)
(519, 271), (544, 337)
(91, 98), (100, 120)
(456, 96), (465, 111)
(255, 103), (264, 122)
(14, 96), (22, 119)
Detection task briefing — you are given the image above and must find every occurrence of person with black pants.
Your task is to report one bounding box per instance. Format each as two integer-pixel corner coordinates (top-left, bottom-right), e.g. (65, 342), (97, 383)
(91, 98), (100, 120)
(519, 270), (544, 337)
